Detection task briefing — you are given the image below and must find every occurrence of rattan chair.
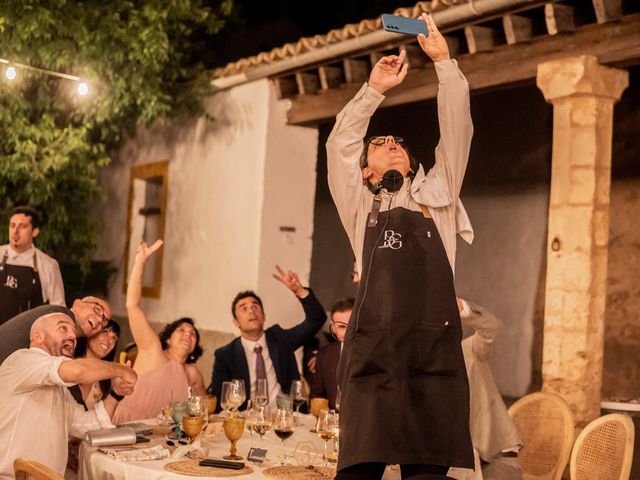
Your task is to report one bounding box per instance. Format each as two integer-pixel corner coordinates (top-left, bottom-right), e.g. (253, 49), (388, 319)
(570, 413), (635, 480)
(508, 391), (574, 480)
(13, 458), (63, 480)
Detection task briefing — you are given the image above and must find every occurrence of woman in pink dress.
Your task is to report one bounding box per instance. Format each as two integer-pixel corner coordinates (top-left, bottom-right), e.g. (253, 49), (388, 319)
(113, 240), (206, 423)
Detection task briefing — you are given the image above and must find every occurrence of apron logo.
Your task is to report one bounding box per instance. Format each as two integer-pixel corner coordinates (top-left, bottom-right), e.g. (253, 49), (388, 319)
(379, 230), (403, 250)
(4, 275), (18, 289)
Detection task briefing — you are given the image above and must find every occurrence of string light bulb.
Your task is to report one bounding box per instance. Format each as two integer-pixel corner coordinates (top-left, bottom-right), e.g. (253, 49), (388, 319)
(77, 82), (89, 96)
(5, 66), (16, 80)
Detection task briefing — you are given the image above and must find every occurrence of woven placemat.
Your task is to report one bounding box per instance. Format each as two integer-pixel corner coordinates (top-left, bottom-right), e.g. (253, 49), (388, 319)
(164, 459), (253, 477)
(263, 465), (335, 479)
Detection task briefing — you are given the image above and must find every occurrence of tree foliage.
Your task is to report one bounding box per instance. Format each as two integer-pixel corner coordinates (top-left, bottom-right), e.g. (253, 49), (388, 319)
(0, 0), (231, 267)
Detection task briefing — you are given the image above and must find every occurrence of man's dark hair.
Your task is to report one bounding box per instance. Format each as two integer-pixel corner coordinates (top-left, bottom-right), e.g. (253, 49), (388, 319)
(231, 290), (263, 319)
(331, 297), (355, 317)
(158, 317), (203, 364)
(10, 206), (40, 229)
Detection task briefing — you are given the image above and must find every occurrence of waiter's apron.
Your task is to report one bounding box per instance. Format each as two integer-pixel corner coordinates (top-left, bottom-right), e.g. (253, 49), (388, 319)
(0, 252), (45, 325)
(337, 206), (474, 471)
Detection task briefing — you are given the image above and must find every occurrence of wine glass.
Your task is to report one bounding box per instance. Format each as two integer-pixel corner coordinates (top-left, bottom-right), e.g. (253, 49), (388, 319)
(229, 379), (246, 411)
(316, 409), (338, 467)
(273, 408), (295, 465)
(183, 415), (204, 444)
(255, 378), (268, 408)
(252, 407), (272, 444)
(222, 415), (245, 460)
(289, 380), (306, 423)
(244, 400), (257, 446)
(309, 398), (329, 432)
(188, 395), (208, 436)
(220, 381), (233, 413)
(207, 395), (217, 416)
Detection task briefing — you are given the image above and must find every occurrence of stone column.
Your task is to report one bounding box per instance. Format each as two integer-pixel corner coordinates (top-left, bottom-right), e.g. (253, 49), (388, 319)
(536, 55), (628, 427)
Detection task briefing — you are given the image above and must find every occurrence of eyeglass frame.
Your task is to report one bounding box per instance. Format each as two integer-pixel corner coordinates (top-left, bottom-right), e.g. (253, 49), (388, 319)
(83, 300), (111, 327)
(366, 135), (405, 147)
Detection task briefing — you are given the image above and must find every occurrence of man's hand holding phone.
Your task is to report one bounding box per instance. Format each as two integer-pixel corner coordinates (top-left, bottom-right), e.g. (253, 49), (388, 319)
(417, 13), (450, 62)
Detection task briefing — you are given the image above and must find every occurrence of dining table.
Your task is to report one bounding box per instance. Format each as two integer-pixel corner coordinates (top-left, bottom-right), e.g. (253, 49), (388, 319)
(77, 413), (404, 480)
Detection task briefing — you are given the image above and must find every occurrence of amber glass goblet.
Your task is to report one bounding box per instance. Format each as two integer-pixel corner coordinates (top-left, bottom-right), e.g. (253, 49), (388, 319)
(183, 415), (204, 444)
(223, 415), (245, 460)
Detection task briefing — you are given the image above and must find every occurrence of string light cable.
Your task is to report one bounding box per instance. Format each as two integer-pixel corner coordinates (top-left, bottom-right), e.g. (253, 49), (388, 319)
(0, 57), (90, 95)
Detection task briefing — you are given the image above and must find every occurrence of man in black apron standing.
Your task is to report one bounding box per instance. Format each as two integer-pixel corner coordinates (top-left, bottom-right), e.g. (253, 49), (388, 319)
(326, 14), (475, 479)
(0, 206), (65, 325)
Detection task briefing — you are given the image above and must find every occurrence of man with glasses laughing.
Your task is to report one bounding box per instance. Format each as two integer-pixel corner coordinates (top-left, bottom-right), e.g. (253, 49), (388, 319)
(327, 13), (475, 480)
(0, 295), (111, 364)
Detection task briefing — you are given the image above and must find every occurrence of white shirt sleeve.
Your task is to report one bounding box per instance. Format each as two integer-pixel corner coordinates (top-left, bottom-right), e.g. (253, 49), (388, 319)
(8, 349), (74, 394)
(65, 390), (114, 439)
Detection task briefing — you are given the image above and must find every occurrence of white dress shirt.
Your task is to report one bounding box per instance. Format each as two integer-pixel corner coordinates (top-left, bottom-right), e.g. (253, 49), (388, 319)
(0, 348), (113, 479)
(240, 335), (282, 407)
(0, 244), (65, 306)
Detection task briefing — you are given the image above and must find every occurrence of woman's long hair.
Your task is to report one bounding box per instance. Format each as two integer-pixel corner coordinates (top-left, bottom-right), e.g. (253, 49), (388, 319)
(158, 317), (203, 364)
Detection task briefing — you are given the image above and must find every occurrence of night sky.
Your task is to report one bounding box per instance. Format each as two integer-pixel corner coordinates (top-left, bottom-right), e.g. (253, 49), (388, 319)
(203, 0), (415, 68)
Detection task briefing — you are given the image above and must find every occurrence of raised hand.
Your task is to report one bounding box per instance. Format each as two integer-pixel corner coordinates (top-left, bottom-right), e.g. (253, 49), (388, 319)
(134, 239), (164, 264)
(417, 13), (450, 62)
(368, 50), (409, 95)
(273, 265), (307, 298)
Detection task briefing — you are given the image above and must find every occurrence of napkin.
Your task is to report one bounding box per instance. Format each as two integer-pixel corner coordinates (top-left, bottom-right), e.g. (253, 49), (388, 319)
(99, 444), (170, 461)
(86, 427), (136, 447)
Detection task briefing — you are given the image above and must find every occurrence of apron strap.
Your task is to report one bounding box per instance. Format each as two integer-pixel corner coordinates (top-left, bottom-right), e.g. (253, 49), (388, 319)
(419, 204), (432, 219)
(367, 194), (383, 228)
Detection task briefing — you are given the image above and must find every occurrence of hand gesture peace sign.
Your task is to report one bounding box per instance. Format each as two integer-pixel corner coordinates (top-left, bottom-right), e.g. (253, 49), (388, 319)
(273, 265), (307, 298)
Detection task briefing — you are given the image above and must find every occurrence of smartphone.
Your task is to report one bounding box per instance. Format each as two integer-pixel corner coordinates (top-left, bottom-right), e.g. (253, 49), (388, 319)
(381, 14), (429, 37)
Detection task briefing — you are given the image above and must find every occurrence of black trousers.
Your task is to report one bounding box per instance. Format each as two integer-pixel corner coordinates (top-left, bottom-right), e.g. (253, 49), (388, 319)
(334, 462), (449, 480)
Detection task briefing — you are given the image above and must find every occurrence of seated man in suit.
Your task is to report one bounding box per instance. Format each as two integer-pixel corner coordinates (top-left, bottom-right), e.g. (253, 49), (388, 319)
(449, 299), (523, 480)
(208, 266), (326, 411)
(310, 297), (354, 409)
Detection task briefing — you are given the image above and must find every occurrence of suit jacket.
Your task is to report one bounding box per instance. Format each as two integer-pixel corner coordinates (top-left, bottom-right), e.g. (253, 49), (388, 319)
(208, 290), (326, 412)
(309, 341), (340, 409)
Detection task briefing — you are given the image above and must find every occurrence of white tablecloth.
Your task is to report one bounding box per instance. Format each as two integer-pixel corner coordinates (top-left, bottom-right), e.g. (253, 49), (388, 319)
(78, 414), (403, 480)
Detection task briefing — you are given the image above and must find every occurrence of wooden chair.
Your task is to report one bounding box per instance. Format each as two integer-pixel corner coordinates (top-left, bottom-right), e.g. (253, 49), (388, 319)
(570, 413), (635, 480)
(13, 458), (63, 480)
(508, 391), (574, 480)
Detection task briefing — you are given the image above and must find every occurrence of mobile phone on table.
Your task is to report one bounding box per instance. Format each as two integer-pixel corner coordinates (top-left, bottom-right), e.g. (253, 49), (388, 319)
(381, 14), (429, 36)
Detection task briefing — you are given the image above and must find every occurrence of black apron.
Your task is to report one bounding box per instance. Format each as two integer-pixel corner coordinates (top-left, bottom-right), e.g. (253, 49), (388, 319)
(0, 251), (45, 325)
(337, 206), (474, 471)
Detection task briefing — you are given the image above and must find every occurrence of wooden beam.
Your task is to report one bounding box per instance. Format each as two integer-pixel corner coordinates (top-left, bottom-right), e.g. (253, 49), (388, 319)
(274, 76), (297, 99)
(369, 52), (384, 67)
(343, 58), (369, 84)
(592, 0), (622, 24)
(295, 71), (320, 95)
(503, 14), (533, 45)
(444, 35), (463, 58)
(464, 25), (500, 54)
(545, 3), (575, 35)
(286, 13), (640, 125)
(318, 65), (343, 90)
(399, 44), (428, 68)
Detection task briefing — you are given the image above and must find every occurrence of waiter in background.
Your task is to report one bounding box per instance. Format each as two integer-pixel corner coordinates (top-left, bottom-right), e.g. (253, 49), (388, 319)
(0, 206), (65, 324)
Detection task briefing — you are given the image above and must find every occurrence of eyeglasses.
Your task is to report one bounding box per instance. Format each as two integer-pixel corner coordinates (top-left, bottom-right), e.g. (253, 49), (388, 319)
(367, 136), (404, 147)
(84, 301), (110, 327)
